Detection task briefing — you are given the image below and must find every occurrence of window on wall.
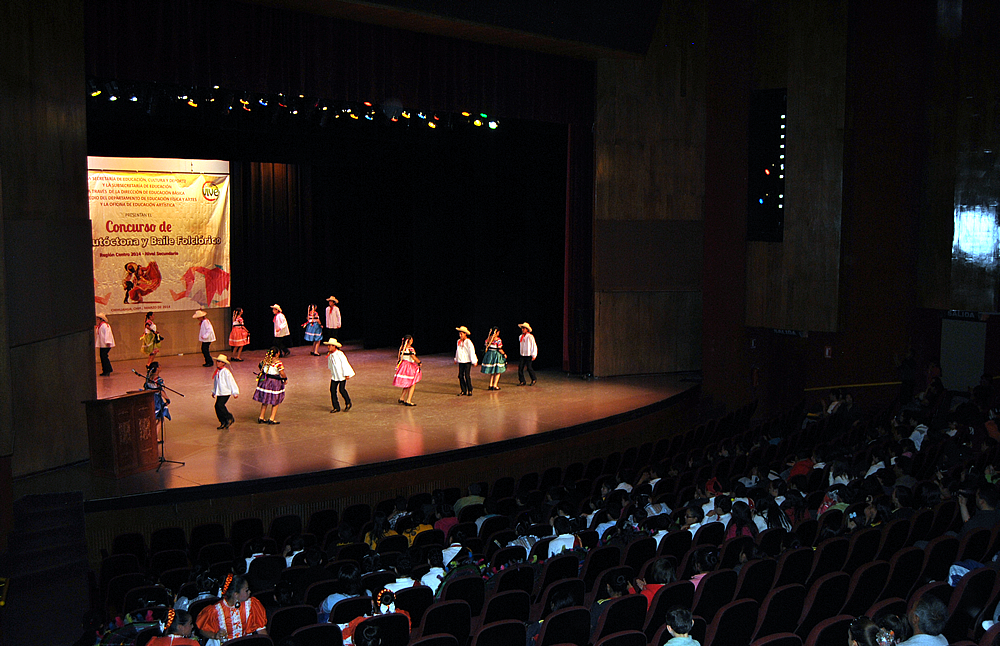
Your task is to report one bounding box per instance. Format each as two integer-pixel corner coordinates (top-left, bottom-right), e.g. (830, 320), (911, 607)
(748, 89), (786, 242)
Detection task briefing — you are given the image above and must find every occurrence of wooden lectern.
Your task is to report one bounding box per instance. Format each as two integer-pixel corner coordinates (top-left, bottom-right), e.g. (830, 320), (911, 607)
(85, 390), (159, 478)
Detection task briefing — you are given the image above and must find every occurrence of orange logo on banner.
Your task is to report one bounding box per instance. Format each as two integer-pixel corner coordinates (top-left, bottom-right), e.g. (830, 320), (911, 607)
(202, 182), (220, 201)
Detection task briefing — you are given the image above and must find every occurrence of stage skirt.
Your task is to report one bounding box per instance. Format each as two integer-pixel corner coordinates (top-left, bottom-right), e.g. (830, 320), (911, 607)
(253, 375), (286, 405)
(229, 326), (250, 347)
(393, 361), (422, 388)
(304, 322), (323, 342)
(140, 331), (161, 355)
(481, 347), (507, 374)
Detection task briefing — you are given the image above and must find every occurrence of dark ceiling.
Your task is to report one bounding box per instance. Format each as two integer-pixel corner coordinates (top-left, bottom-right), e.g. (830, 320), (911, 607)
(248, 0), (664, 59)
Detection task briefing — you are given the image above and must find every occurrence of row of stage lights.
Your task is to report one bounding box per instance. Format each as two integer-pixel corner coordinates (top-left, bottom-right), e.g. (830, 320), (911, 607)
(87, 80), (500, 130)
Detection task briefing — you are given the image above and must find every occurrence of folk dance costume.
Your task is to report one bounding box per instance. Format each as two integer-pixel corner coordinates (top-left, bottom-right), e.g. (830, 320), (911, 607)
(95, 314), (115, 376)
(518, 323), (537, 385)
(325, 296), (341, 339)
(271, 305), (290, 356)
(195, 597), (267, 645)
(455, 327), (478, 395)
(144, 376), (171, 421)
(253, 361), (286, 406)
(195, 310), (216, 366)
(228, 314), (249, 348)
(481, 339), (507, 374)
(393, 348), (422, 388)
(303, 309), (322, 342)
(148, 637), (199, 646)
(141, 318), (162, 358)
(325, 339), (354, 412)
(212, 356), (239, 429)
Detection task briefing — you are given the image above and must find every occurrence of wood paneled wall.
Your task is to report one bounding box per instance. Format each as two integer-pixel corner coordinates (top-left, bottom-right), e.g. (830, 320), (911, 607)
(592, 0), (706, 377)
(1, 0), (92, 476)
(745, 0), (846, 332)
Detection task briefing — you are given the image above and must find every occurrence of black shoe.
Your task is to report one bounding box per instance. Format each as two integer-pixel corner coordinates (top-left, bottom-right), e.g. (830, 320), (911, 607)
(398, 399), (405, 404)
(218, 423), (227, 429)
(404, 402), (416, 406)
(458, 392), (466, 396)
(529, 381), (536, 386)
(100, 372), (111, 377)
(258, 418), (266, 424)
(330, 409), (340, 413)
(518, 382), (526, 386)
(231, 357), (243, 362)
(344, 403), (352, 411)
(466, 392), (473, 396)
(203, 363), (214, 367)
(267, 419), (280, 424)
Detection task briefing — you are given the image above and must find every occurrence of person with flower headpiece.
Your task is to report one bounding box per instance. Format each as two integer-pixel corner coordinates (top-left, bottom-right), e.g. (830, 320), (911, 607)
(148, 609), (199, 645)
(850, 616), (901, 646)
(196, 574), (267, 644)
(253, 347), (286, 424)
(340, 589), (411, 644)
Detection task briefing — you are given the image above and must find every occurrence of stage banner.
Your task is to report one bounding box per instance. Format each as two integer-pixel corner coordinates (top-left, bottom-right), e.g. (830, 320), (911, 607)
(89, 157), (231, 314)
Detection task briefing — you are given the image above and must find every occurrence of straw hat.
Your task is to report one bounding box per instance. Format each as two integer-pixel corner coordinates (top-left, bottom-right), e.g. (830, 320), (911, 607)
(326, 296), (339, 303)
(455, 326), (471, 335)
(270, 304), (282, 312)
(518, 322), (532, 333)
(214, 354), (230, 364)
(193, 310), (207, 318)
(323, 338), (342, 348)
(96, 312), (108, 322)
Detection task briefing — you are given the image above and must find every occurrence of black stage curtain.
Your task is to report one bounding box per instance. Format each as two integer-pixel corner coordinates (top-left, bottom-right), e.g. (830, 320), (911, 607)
(84, 0), (594, 126)
(85, 0), (593, 369)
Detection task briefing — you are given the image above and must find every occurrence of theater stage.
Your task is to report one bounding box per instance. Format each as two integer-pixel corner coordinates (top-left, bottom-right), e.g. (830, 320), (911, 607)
(13, 346), (696, 505)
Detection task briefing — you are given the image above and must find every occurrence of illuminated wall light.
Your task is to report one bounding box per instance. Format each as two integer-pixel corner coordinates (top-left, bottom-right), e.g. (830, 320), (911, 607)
(109, 94), (118, 101)
(402, 111), (411, 119)
(365, 114), (373, 120)
(780, 145), (785, 149)
(488, 121), (498, 129)
(259, 98), (268, 106)
(764, 169), (771, 175)
(363, 101), (372, 107)
(781, 114), (786, 119)
(428, 121), (437, 129)
(479, 113), (487, 118)
(187, 99), (198, 107)
(350, 113), (358, 119)
(291, 109), (298, 115)
(433, 115), (440, 121)
(417, 112), (426, 119)
(759, 198), (764, 204)
(461, 112), (470, 117)
(780, 125), (785, 129)
(321, 106), (328, 111)
(129, 95), (138, 102)
(213, 85), (220, 89)
(473, 119), (483, 127)
(780, 155), (785, 159)
(391, 117), (398, 122)
(779, 175), (784, 179)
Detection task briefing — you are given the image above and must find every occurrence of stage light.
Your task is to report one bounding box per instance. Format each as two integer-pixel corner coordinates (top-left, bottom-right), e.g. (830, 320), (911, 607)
(488, 121), (498, 129)
(88, 80), (102, 97)
(214, 85), (220, 89)
(106, 81), (119, 101)
(365, 113), (373, 120)
(364, 101), (372, 107)
(187, 98), (198, 107)
(129, 94), (138, 102)
(417, 112), (426, 119)
(258, 97), (268, 107)
(764, 169), (770, 175)
(350, 113), (358, 119)
(428, 121), (436, 128)
(473, 118), (482, 126)
(480, 113), (487, 118)
(461, 111), (470, 117)
(402, 111), (411, 119)
(759, 198), (764, 204)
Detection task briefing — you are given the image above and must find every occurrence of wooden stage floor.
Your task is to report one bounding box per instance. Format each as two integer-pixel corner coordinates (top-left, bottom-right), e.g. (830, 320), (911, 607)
(14, 346), (695, 503)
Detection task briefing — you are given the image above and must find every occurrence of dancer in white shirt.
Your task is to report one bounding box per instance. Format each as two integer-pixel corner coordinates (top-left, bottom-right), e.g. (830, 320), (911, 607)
(211, 354), (239, 429)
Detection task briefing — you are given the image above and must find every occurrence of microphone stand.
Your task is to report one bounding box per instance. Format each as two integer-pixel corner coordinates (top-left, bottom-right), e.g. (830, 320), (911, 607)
(133, 369), (186, 471)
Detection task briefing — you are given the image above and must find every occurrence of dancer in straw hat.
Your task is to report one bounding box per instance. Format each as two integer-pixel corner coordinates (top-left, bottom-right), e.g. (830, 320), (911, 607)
(95, 313), (115, 376)
(324, 338), (355, 412)
(211, 354), (239, 430)
(194, 310), (215, 367)
(325, 296), (341, 340)
(454, 326), (477, 396)
(518, 322), (537, 386)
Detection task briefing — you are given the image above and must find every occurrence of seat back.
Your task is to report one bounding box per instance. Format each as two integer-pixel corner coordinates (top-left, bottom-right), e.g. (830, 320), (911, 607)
(806, 536), (848, 588)
(702, 598), (759, 646)
(735, 558), (777, 602)
(880, 547), (924, 602)
(796, 572), (849, 639)
(922, 535), (960, 583)
(290, 622), (344, 646)
(840, 560), (890, 617)
(752, 584), (806, 642)
(351, 612), (410, 646)
(581, 546), (623, 591)
(643, 580), (695, 640)
(440, 574), (486, 616)
(419, 599), (472, 645)
(594, 630), (647, 646)
(471, 619), (526, 646)
(267, 604), (318, 646)
(774, 547), (815, 587)
(480, 589), (530, 626)
(592, 594), (647, 641)
(944, 567), (997, 643)
(843, 527), (881, 572)
(394, 584), (434, 628)
(803, 615), (852, 646)
(692, 568), (738, 623)
(536, 606), (591, 646)
(875, 518), (910, 561)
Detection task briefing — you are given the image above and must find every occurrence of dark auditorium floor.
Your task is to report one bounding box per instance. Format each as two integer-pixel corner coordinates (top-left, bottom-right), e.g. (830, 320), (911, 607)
(13, 345), (694, 502)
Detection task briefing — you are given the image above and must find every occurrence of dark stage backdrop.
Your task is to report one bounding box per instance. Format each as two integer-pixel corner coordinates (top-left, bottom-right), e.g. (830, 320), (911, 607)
(88, 116), (568, 366)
